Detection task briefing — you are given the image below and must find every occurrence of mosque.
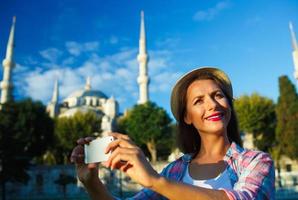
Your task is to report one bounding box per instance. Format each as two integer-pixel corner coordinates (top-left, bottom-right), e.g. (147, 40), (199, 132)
(0, 11), (150, 135)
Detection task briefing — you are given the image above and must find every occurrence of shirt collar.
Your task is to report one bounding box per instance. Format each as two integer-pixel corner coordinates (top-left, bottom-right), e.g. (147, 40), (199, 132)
(223, 142), (244, 161)
(181, 153), (192, 163)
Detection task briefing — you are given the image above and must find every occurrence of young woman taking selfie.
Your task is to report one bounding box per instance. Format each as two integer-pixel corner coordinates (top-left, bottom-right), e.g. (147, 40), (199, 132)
(71, 67), (275, 200)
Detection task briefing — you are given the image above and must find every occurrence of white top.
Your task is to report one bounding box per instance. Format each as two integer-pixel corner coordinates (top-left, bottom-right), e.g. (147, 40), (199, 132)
(182, 163), (233, 190)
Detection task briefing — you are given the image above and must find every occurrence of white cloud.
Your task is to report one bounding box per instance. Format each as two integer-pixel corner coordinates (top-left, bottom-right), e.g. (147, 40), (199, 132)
(65, 42), (81, 56)
(59, 69), (84, 96)
(150, 71), (182, 93)
(15, 40), (183, 111)
(155, 38), (180, 49)
(108, 48), (137, 64)
(21, 69), (61, 101)
(39, 48), (63, 62)
(77, 61), (101, 77)
(193, 1), (230, 21)
(149, 50), (171, 74)
(84, 42), (99, 51)
(14, 63), (29, 74)
(17, 47), (138, 108)
(62, 57), (75, 65)
(65, 41), (99, 56)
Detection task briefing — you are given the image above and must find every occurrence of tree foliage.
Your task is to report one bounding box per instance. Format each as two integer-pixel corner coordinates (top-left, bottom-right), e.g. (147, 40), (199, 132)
(234, 93), (276, 152)
(53, 111), (102, 164)
(275, 76), (298, 160)
(118, 102), (172, 163)
(0, 99), (54, 184)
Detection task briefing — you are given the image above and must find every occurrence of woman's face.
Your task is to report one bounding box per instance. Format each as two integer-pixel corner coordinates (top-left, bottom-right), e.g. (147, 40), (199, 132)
(184, 79), (231, 136)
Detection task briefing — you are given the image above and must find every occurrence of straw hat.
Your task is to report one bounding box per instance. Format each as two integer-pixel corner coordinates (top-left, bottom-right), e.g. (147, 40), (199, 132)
(170, 67), (233, 121)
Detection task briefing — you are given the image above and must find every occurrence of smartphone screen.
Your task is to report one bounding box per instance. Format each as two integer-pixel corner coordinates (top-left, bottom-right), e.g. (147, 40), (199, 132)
(84, 136), (114, 164)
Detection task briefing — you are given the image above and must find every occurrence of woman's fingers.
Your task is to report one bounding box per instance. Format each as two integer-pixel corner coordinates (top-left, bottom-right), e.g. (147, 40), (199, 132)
(72, 136), (96, 163)
(105, 137), (135, 153)
(109, 150), (135, 170)
(70, 145), (85, 163)
(76, 136), (95, 145)
(120, 162), (132, 172)
(108, 132), (130, 140)
(107, 147), (139, 169)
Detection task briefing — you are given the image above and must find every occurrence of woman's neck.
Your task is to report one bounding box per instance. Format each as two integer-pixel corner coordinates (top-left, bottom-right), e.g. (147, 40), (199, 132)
(194, 134), (230, 163)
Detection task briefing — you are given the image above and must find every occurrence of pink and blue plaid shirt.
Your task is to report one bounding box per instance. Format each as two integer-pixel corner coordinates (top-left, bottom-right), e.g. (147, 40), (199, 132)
(121, 142), (275, 200)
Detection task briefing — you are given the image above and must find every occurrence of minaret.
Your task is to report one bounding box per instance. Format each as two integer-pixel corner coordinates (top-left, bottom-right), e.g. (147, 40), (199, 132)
(85, 76), (91, 90)
(289, 22), (298, 81)
(137, 11), (150, 104)
(51, 80), (59, 103)
(0, 16), (16, 105)
(47, 80), (59, 118)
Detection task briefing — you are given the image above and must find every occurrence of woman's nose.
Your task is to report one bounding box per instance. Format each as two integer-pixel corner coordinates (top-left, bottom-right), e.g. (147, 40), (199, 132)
(205, 96), (217, 110)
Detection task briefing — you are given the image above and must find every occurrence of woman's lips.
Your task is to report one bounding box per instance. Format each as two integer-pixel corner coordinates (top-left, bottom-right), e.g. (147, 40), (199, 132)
(206, 113), (224, 121)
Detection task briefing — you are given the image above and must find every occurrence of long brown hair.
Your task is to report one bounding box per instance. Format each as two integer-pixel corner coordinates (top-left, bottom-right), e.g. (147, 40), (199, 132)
(176, 71), (242, 156)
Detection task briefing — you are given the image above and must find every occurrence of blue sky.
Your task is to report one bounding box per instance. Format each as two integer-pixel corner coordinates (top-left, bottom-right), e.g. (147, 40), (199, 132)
(0, 0), (297, 117)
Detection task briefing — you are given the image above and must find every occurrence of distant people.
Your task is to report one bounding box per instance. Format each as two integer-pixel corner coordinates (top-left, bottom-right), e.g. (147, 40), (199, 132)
(71, 67), (275, 199)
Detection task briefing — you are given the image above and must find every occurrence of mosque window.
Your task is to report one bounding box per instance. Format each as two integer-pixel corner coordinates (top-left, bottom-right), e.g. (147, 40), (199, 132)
(286, 164), (292, 172)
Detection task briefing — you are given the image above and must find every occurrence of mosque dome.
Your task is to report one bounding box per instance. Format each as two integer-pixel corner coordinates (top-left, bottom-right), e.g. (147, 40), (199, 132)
(63, 76), (108, 102)
(66, 89), (108, 99)
(61, 77), (109, 108)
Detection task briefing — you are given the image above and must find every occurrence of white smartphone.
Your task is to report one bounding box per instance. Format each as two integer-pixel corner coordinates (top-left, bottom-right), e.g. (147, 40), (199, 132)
(84, 136), (114, 164)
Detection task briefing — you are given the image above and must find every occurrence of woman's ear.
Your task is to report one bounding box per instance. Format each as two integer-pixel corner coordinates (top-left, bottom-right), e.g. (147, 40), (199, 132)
(184, 113), (192, 125)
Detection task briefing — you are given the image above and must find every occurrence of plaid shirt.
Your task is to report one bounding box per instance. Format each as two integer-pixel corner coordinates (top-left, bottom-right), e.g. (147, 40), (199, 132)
(119, 142), (275, 200)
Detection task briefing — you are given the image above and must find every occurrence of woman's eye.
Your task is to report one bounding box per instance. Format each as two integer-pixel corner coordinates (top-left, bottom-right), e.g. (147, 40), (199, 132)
(194, 99), (203, 105)
(215, 93), (224, 98)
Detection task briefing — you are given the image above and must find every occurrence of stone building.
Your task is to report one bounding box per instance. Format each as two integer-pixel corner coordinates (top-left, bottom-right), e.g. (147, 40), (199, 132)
(46, 77), (118, 134)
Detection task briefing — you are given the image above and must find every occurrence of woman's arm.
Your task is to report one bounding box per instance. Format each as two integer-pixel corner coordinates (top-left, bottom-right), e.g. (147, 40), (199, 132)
(83, 176), (113, 200)
(151, 176), (229, 200)
(106, 133), (230, 200)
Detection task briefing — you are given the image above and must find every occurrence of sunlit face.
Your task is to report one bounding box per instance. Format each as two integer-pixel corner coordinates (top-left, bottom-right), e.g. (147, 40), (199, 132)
(184, 79), (231, 136)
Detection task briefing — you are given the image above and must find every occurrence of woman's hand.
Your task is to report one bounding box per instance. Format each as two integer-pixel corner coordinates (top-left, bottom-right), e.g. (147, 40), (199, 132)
(103, 132), (161, 189)
(70, 137), (99, 186)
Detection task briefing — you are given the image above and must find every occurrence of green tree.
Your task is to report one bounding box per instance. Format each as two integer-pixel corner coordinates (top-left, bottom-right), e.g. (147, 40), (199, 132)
(234, 93), (276, 152)
(118, 102), (172, 163)
(0, 99), (54, 199)
(275, 76), (298, 160)
(53, 111), (102, 164)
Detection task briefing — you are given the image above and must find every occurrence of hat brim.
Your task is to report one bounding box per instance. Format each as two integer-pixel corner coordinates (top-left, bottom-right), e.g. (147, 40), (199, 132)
(170, 67), (232, 121)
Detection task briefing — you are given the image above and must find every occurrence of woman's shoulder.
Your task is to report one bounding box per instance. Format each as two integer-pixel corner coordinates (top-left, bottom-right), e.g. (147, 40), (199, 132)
(229, 145), (274, 176)
(160, 154), (191, 179)
(226, 143), (274, 175)
(229, 142), (273, 164)
(164, 154), (189, 170)
(239, 148), (273, 165)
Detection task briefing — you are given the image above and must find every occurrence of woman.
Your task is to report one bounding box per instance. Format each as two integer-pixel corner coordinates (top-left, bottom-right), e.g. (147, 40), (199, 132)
(71, 67), (275, 200)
